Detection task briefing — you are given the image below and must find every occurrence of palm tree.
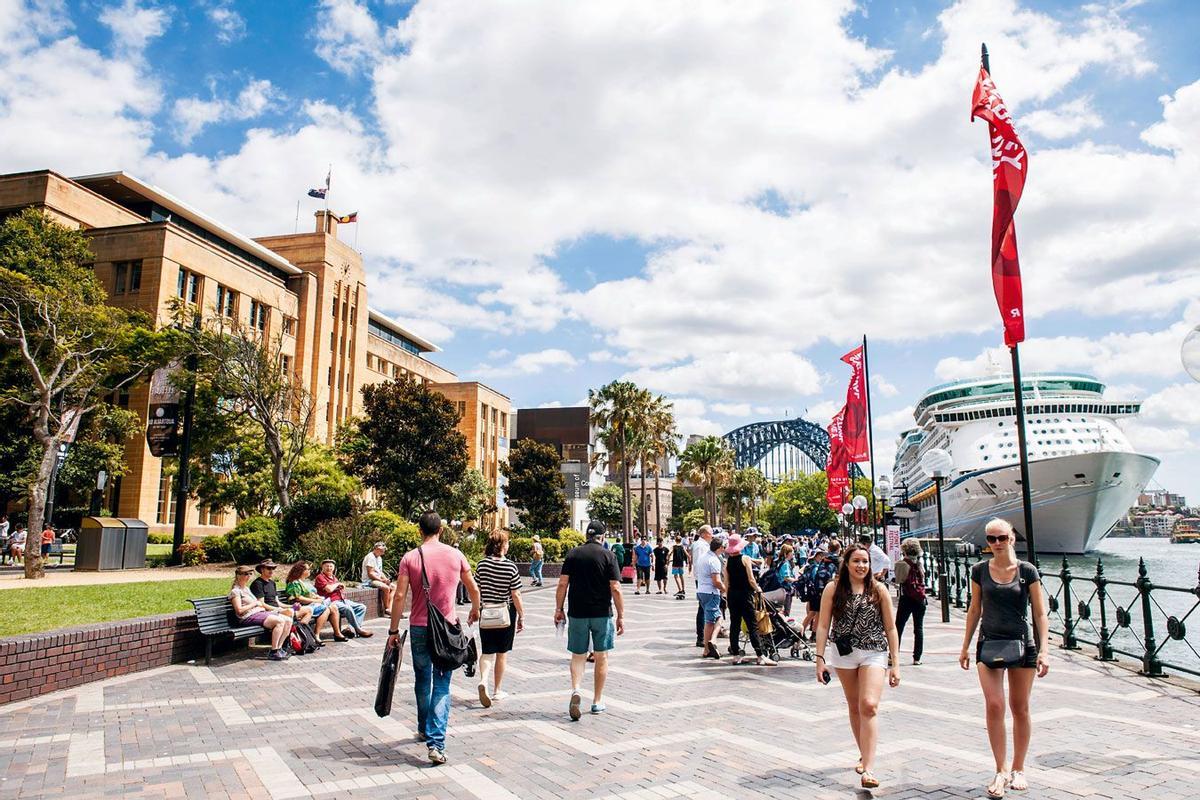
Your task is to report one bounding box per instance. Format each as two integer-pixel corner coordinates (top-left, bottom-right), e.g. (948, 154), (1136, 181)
(677, 435), (734, 527)
(646, 397), (678, 535)
(589, 380), (644, 542)
(720, 466), (770, 531)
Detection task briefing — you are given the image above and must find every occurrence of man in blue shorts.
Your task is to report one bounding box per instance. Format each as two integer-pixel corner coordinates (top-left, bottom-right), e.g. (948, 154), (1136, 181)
(555, 520), (625, 721)
(696, 534), (726, 659)
(633, 537), (653, 595)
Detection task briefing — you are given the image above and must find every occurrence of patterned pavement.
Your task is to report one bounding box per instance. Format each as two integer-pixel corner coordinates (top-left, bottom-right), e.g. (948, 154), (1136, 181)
(1, 584), (1198, 799)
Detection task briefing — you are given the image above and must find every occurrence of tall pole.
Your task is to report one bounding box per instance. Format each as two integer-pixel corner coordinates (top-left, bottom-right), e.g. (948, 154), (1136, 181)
(934, 475), (950, 622)
(862, 335), (879, 543)
(170, 354), (197, 566)
(983, 41), (1038, 567)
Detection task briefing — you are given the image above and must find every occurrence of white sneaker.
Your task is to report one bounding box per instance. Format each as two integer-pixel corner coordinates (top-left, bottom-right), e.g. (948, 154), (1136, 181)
(757, 656), (777, 666)
(427, 747), (446, 765)
(491, 690), (510, 702)
(569, 689), (582, 721)
(478, 683), (492, 708)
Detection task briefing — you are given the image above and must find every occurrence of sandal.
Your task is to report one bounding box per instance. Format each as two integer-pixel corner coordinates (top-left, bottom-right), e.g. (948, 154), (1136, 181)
(860, 770), (879, 789)
(855, 759), (865, 775)
(986, 771), (1011, 798)
(1009, 771), (1027, 791)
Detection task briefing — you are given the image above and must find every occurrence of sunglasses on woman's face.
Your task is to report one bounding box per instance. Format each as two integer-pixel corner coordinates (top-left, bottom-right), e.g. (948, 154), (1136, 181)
(985, 535), (1010, 544)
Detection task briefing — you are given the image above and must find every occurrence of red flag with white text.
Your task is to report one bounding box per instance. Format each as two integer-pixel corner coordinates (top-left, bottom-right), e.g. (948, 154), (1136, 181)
(826, 407), (850, 510)
(971, 67), (1027, 347)
(840, 345), (870, 462)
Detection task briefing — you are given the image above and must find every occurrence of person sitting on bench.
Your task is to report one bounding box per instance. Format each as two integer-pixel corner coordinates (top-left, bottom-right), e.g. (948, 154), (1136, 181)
(314, 560), (373, 638)
(230, 565), (293, 661)
(285, 561), (345, 643)
(250, 560), (315, 627)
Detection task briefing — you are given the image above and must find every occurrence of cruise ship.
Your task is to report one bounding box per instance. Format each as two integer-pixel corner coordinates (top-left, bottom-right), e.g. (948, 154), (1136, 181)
(892, 373), (1159, 554)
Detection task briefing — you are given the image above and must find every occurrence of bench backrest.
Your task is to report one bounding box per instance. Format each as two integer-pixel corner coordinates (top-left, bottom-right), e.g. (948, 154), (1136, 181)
(190, 596), (237, 634)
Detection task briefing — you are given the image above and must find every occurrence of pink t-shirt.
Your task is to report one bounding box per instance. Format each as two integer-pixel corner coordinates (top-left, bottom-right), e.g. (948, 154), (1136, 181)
(398, 541), (469, 627)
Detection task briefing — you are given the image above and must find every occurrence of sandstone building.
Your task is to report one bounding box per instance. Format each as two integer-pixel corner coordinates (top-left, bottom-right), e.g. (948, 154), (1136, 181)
(0, 169), (511, 534)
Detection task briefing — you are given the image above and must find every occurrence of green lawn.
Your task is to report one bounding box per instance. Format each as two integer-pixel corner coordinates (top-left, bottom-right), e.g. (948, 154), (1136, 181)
(0, 577), (233, 638)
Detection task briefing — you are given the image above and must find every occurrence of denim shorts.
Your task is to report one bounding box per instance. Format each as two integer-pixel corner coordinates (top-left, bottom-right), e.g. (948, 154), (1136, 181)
(697, 592), (722, 623)
(671, 567), (684, 576)
(566, 616), (615, 655)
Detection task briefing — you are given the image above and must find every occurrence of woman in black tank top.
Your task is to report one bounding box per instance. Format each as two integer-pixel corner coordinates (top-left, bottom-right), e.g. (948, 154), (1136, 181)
(959, 519), (1050, 798)
(721, 537), (776, 666)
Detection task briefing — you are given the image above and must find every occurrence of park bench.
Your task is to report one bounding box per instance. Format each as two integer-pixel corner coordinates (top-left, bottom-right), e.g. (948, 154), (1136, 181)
(189, 596), (267, 666)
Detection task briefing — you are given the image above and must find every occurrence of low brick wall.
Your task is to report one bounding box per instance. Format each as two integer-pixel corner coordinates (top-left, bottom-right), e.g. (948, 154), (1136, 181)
(0, 586), (382, 706)
(515, 561), (562, 579)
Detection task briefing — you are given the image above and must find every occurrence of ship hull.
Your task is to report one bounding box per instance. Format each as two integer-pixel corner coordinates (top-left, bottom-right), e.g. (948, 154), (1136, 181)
(903, 451), (1159, 554)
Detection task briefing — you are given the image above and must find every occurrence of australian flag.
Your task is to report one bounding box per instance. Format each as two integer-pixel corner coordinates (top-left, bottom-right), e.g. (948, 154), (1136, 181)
(307, 168), (330, 199)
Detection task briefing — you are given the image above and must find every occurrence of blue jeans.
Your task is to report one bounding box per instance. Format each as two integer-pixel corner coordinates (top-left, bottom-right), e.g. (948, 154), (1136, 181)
(334, 599), (366, 631)
(530, 559), (543, 583)
(409, 625), (452, 751)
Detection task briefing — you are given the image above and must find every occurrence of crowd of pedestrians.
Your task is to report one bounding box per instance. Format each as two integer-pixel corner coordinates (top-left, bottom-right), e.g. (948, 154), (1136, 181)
(226, 510), (1049, 795)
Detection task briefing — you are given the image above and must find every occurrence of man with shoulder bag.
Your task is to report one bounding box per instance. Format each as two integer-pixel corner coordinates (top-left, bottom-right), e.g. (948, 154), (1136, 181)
(389, 511), (481, 766)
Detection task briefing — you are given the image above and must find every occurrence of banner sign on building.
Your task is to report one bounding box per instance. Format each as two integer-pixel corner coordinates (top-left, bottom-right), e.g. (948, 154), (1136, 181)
(885, 524), (901, 566)
(146, 362), (182, 458)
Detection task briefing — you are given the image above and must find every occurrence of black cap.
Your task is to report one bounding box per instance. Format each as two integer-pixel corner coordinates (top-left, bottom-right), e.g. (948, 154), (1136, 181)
(586, 520), (606, 538)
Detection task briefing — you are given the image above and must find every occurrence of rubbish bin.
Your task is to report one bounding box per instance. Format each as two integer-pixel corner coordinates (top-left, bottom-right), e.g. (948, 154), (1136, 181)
(75, 517), (127, 571)
(119, 518), (148, 569)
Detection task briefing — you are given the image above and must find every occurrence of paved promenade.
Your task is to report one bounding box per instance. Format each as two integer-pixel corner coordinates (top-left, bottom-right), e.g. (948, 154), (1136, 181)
(1, 585), (1197, 799)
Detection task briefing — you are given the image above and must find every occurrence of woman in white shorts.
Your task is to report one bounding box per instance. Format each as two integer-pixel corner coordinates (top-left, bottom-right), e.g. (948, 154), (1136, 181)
(814, 543), (900, 790)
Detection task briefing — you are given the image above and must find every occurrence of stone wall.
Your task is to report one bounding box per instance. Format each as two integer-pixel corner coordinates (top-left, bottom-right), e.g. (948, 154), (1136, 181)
(0, 587), (382, 706)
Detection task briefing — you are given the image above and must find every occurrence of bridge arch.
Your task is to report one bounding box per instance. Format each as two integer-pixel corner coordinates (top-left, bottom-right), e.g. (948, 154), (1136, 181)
(722, 418), (862, 484)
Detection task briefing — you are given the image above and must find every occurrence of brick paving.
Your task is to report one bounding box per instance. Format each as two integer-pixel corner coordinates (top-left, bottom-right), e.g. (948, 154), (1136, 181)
(0, 584), (1197, 799)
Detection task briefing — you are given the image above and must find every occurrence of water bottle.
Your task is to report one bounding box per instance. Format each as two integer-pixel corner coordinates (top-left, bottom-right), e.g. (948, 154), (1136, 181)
(556, 618), (566, 639)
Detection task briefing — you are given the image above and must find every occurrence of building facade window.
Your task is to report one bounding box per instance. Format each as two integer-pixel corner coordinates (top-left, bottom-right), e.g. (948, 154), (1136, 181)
(249, 299), (268, 331)
(279, 354), (291, 375)
(281, 316), (296, 335)
(114, 262), (127, 294)
(156, 463), (175, 525)
(216, 284), (237, 319)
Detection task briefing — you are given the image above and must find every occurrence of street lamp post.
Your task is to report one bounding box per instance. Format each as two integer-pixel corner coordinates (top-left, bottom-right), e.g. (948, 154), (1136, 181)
(852, 494), (868, 542)
(873, 476), (892, 548)
(921, 448), (953, 623)
(841, 503), (854, 547)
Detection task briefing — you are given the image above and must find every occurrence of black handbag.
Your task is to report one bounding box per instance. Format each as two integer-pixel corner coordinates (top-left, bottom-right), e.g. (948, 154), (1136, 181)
(979, 638), (1026, 669)
(374, 629), (406, 717)
(418, 548), (477, 672)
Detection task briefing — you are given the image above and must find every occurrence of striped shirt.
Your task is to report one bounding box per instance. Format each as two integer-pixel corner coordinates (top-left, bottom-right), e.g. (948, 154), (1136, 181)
(474, 556), (521, 605)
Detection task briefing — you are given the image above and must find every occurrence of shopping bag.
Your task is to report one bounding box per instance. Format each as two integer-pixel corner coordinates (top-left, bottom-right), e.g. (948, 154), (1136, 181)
(374, 629), (406, 717)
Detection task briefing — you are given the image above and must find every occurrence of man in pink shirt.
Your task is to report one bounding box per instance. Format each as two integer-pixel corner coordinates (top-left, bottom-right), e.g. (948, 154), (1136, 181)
(388, 511), (480, 766)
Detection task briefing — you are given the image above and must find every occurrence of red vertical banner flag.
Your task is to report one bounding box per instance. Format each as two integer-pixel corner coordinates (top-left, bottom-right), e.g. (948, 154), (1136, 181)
(825, 407), (850, 510)
(840, 345), (870, 462)
(971, 67), (1028, 347)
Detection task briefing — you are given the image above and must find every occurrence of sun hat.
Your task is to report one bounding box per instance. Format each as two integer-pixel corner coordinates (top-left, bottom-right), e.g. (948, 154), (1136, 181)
(255, 559), (278, 572)
(532, 534), (540, 541)
(373, 541), (386, 550)
(726, 533), (745, 555)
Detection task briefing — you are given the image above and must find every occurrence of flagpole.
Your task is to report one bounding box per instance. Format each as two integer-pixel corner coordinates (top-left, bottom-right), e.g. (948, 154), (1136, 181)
(983, 41), (1037, 567)
(324, 164), (331, 232)
(353, 214), (359, 250)
(862, 334), (879, 543)
(294, 200), (300, 234)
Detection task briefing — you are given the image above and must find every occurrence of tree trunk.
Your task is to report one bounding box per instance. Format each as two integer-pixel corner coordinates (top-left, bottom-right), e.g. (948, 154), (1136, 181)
(24, 439), (57, 579)
(653, 467), (661, 536)
(735, 495), (743, 533)
(619, 423), (631, 544)
(638, 455), (647, 536)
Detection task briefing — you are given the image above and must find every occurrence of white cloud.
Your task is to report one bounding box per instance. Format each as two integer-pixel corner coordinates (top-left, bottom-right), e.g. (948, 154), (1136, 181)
(99, 0), (169, 55)
(711, 402), (751, 417)
(207, 2), (246, 44)
(1022, 97), (1103, 140)
(313, 0), (382, 74)
(871, 375), (899, 398)
(474, 348), (579, 378)
(172, 78), (281, 144)
(624, 351), (821, 403)
(1141, 80), (1200, 153)
(588, 350), (617, 363)
(935, 316), (1199, 382)
(1122, 383), (1200, 455)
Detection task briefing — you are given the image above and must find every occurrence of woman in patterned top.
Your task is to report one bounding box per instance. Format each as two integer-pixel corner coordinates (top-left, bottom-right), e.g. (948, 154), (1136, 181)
(473, 530), (525, 708)
(814, 543), (900, 790)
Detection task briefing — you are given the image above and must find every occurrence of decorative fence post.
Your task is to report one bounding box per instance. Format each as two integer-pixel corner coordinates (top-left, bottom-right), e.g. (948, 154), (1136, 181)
(1136, 558), (1163, 677)
(1059, 556), (1080, 650)
(1094, 558), (1114, 662)
(953, 554), (965, 608)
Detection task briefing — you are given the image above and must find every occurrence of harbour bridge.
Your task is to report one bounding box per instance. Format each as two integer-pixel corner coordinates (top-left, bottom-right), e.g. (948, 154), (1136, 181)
(722, 417), (862, 484)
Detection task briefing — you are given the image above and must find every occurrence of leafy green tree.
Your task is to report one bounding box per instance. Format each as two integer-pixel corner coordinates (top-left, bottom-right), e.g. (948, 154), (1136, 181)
(501, 438), (569, 534)
(681, 508), (707, 532)
(589, 380), (645, 541)
(441, 468), (496, 527)
(677, 435), (734, 527)
(719, 466), (771, 531)
(587, 483), (624, 529)
(342, 379), (467, 518)
(0, 209), (169, 578)
(669, 485), (703, 532)
(761, 472), (839, 534)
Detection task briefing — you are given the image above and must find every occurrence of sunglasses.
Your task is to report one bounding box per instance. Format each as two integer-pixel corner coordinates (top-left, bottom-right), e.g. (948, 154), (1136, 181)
(985, 535), (1010, 544)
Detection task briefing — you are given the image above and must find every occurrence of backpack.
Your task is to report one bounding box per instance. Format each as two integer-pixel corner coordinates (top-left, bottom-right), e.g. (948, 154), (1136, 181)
(289, 620), (319, 654)
(901, 559), (926, 602)
(418, 548), (477, 672)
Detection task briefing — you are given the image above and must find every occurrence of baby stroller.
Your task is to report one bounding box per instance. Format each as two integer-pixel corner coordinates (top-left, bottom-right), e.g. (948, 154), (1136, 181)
(757, 594), (813, 662)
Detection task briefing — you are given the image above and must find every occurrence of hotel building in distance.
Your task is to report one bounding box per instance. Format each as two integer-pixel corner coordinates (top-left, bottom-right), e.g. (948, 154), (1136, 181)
(0, 169), (511, 534)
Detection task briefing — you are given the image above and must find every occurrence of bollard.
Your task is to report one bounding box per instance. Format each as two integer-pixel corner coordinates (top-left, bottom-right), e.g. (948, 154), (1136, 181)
(1136, 558), (1163, 677)
(1059, 556), (1080, 650)
(1095, 558), (1114, 662)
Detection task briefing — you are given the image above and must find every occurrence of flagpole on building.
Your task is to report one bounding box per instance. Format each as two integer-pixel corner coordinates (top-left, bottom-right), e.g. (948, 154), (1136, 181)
(862, 334), (879, 543)
(324, 164), (331, 231)
(353, 214), (359, 250)
(983, 41), (1038, 566)
(294, 200), (300, 234)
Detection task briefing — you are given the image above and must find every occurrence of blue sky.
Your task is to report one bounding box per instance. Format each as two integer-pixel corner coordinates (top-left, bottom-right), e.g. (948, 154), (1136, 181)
(3, 0), (1200, 499)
